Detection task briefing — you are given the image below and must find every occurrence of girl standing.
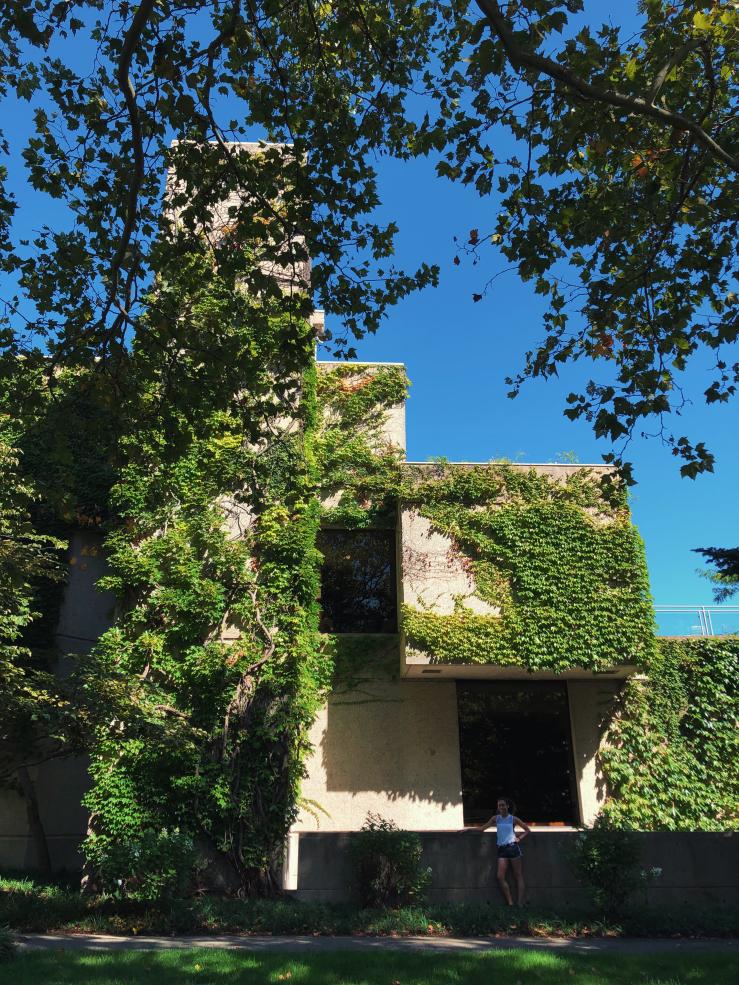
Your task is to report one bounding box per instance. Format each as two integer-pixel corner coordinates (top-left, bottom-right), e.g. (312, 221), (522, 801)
(482, 797), (531, 905)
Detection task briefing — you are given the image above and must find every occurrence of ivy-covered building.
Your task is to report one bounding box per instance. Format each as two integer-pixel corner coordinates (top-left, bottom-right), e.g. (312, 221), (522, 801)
(0, 356), (736, 881)
(301, 360), (654, 836)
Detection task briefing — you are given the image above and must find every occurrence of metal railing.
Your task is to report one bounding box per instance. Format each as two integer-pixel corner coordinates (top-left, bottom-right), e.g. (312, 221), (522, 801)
(654, 605), (739, 638)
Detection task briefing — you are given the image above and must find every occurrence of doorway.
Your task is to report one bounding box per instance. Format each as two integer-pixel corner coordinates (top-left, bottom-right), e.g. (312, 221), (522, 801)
(456, 680), (579, 826)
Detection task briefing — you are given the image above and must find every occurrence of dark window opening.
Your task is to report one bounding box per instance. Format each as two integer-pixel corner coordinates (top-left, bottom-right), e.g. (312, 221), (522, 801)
(457, 681), (579, 826)
(317, 528), (397, 633)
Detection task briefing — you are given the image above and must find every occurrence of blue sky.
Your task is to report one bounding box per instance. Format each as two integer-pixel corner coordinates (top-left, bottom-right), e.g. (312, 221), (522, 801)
(2, 2), (737, 613)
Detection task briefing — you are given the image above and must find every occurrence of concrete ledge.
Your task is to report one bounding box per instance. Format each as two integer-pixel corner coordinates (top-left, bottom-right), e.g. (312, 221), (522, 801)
(295, 831), (739, 906)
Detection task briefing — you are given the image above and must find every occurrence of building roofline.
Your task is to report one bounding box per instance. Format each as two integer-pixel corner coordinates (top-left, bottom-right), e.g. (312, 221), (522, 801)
(315, 360), (407, 367)
(404, 460), (611, 469)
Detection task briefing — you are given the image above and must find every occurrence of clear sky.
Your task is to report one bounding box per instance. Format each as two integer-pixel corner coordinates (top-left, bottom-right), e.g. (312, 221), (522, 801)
(2, 2), (737, 615)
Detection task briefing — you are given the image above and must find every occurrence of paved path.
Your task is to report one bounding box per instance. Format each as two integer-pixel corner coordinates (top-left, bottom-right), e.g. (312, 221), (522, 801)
(15, 932), (739, 955)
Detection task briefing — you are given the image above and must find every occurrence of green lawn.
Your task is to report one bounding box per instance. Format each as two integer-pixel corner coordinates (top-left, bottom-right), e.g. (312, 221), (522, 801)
(6, 948), (738, 985)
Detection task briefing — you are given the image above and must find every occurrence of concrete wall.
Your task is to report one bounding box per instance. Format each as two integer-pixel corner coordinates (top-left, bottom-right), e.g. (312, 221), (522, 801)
(294, 831), (739, 906)
(0, 757), (90, 872)
(296, 677), (464, 832)
(0, 530), (114, 871)
(567, 680), (621, 826)
(295, 675), (618, 836)
(400, 509), (499, 620)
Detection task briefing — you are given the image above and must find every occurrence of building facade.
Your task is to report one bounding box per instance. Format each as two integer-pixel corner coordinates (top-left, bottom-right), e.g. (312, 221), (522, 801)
(297, 360), (640, 838)
(0, 358), (735, 878)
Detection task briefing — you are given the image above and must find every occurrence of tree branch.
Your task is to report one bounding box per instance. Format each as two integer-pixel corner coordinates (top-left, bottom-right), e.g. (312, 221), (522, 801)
(475, 0), (738, 172)
(647, 38), (698, 104)
(100, 0), (158, 332)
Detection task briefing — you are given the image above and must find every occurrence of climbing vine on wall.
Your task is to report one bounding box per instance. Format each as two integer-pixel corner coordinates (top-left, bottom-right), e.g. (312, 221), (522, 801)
(10, 338), (737, 885)
(316, 366), (736, 831)
(313, 363), (407, 696)
(315, 362), (407, 528)
(403, 465), (655, 672)
(314, 364), (655, 673)
(599, 637), (739, 831)
(0, 427), (69, 785)
(0, 365), (99, 872)
(75, 239), (329, 897)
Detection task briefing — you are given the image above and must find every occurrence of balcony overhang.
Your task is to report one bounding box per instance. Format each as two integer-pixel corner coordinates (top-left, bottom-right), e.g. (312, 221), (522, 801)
(402, 652), (637, 681)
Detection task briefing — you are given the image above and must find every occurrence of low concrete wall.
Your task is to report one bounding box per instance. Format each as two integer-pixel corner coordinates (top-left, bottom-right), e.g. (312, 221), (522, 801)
(294, 831), (739, 906)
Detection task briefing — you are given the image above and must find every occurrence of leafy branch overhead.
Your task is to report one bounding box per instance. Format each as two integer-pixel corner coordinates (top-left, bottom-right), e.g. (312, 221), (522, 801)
(429, 0), (739, 480)
(694, 545), (739, 602)
(0, 3), (736, 479)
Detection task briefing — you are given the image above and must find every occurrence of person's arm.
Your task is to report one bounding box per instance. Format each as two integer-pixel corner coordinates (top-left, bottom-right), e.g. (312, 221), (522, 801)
(480, 814), (497, 831)
(514, 817), (532, 841)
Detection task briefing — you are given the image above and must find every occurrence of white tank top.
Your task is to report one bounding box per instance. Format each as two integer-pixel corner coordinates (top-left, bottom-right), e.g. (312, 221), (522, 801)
(496, 814), (516, 846)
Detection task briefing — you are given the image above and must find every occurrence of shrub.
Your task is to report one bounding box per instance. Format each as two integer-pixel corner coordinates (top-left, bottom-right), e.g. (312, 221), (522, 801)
(569, 826), (641, 915)
(0, 925), (15, 961)
(350, 813), (431, 908)
(2, 876), (737, 937)
(84, 827), (196, 900)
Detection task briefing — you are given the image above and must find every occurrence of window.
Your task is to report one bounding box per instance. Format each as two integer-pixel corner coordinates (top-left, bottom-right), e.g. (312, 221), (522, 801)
(317, 528), (397, 633)
(457, 681), (579, 826)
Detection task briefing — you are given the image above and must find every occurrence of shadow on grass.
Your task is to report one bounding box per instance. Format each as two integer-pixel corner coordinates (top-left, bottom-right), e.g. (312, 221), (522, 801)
(9, 948), (738, 985)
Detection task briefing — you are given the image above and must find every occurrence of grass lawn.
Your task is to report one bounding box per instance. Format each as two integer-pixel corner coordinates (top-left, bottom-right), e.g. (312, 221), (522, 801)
(6, 948), (738, 985)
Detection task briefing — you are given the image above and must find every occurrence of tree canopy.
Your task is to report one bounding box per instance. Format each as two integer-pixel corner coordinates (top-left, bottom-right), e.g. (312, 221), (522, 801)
(0, 1), (736, 477)
(694, 545), (739, 602)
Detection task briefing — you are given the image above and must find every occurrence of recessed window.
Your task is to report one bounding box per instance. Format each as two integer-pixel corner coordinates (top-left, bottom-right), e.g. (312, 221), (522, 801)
(457, 681), (579, 826)
(317, 528), (397, 633)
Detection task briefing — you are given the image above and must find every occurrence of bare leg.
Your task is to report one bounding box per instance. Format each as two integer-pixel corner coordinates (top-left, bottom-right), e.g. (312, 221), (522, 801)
(511, 856), (525, 905)
(497, 858), (513, 905)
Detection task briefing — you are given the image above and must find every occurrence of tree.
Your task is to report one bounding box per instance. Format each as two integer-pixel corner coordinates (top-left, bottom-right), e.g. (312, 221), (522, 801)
(418, 0), (738, 481)
(694, 546), (739, 602)
(1, 0), (436, 893)
(0, 4), (735, 458)
(0, 425), (69, 873)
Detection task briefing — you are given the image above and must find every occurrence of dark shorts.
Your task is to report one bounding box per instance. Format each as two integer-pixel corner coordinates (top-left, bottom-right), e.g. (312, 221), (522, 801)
(497, 842), (522, 860)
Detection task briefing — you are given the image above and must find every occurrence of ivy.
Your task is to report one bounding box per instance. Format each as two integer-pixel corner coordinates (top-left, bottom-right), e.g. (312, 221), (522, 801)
(75, 244), (330, 896)
(403, 467), (654, 672)
(599, 637), (739, 831)
(316, 363), (407, 528)
(318, 366), (736, 831)
(315, 365), (654, 673)
(7, 344), (737, 892)
(0, 428), (69, 786)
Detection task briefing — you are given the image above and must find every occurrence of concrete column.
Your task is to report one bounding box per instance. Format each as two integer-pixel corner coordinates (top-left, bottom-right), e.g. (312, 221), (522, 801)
(567, 680), (621, 826)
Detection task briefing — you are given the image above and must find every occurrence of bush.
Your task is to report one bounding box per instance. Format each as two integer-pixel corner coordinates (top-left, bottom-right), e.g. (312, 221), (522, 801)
(350, 813), (431, 908)
(2, 875), (737, 937)
(569, 826), (641, 915)
(0, 925), (15, 961)
(84, 827), (196, 900)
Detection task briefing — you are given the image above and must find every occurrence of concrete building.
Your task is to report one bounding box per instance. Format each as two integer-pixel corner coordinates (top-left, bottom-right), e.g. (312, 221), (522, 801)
(1, 359), (737, 908)
(297, 362), (625, 841)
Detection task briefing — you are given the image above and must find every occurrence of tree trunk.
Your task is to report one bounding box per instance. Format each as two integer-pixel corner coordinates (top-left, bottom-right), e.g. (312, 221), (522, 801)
(237, 862), (280, 898)
(80, 812), (103, 894)
(16, 765), (52, 876)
